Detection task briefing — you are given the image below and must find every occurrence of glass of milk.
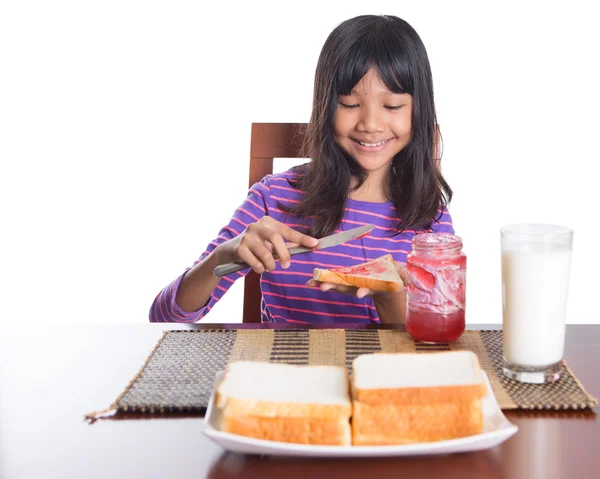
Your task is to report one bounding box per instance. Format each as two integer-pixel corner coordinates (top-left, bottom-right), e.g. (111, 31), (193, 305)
(501, 224), (573, 383)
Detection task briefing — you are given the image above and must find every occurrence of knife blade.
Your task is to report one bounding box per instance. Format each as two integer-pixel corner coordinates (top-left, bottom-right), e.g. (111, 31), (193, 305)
(213, 224), (374, 277)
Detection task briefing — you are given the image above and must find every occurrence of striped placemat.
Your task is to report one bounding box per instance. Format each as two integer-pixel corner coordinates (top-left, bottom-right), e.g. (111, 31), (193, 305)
(87, 329), (597, 419)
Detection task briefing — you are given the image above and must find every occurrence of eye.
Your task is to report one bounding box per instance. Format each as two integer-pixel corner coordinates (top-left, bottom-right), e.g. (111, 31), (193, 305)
(384, 105), (404, 110)
(338, 102), (359, 109)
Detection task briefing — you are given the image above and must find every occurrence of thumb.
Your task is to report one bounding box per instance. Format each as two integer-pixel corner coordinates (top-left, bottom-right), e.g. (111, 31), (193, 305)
(356, 287), (372, 299)
(395, 262), (412, 286)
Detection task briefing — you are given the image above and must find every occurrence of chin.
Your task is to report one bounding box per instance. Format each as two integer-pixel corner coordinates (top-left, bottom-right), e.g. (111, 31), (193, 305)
(353, 157), (393, 172)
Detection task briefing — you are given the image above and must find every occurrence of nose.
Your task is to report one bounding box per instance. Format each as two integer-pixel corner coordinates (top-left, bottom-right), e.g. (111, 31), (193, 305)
(356, 105), (384, 133)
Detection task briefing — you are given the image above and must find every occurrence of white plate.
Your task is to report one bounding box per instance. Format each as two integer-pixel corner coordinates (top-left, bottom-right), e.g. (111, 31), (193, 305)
(202, 371), (518, 457)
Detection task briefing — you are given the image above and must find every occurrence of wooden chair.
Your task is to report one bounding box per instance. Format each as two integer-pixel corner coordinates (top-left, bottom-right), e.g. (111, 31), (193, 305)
(242, 123), (441, 323)
(243, 123), (307, 323)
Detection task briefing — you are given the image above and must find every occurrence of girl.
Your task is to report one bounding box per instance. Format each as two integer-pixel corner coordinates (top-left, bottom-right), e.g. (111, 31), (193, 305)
(150, 14), (454, 324)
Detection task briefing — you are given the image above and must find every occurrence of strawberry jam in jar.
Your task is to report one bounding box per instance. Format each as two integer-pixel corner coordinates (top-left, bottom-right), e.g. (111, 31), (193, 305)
(406, 233), (466, 343)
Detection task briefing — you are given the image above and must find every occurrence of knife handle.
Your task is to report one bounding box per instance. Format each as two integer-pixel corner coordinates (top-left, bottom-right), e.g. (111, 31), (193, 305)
(213, 262), (250, 277)
(213, 245), (314, 278)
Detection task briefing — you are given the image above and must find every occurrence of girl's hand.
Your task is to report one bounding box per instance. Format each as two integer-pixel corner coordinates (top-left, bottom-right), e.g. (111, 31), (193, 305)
(216, 217), (318, 274)
(306, 262), (411, 298)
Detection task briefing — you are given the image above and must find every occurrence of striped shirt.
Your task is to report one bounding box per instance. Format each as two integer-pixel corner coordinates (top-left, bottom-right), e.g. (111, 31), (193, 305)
(149, 167), (454, 324)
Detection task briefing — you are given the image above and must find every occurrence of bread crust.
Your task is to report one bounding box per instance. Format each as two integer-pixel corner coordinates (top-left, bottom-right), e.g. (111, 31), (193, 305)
(220, 397), (352, 420)
(352, 383), (488, 405)
(222, 413), (351, 446)
(313, 269), (353, 286)
(352, 399), (484, 445)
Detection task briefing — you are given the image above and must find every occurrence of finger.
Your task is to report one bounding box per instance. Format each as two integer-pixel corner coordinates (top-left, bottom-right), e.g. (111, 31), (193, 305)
(251, 242), (277, 272)
(356, 287), (372, 299)
(306, 279), (319, 288)
(263, 241), (274, 253)
(268, 234), (291, 268)
(236, 244), (266, 274)
(319, 283), (357, 295)
(277, 223), (318, 248)
(320, 283), (336, 292)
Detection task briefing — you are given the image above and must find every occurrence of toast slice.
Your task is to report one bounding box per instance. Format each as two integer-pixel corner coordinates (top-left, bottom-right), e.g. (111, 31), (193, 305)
(351, 351), (487, 445)
(313, 254), (403, 292)
(215, 361), (352, 446)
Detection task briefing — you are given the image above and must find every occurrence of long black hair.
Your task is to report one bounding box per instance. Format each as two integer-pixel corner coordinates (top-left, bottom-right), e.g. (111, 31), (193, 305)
(284, 14), (452, 238)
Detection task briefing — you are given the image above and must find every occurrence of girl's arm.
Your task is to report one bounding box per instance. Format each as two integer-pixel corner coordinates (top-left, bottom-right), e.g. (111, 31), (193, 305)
(175, 218), (317, 313)
(149, 178), (274, 323)
(149, 185), (317, 322)
(173, 247), (228, 313)
(149, 172), (317, 323)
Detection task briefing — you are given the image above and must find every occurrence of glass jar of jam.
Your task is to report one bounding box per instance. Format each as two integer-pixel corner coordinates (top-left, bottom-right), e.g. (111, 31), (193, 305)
(405, 233), (466, 343)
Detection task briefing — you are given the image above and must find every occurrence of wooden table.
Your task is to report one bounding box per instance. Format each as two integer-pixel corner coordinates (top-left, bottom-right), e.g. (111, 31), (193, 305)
(0, 323), (597, 479)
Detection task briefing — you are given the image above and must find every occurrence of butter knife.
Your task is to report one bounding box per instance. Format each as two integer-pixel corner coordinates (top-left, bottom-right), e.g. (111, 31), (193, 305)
(213, 224), (374, 277)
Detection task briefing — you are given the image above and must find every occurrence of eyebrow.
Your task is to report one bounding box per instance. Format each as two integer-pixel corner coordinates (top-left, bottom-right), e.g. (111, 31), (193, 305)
(348, 88), (406, 96)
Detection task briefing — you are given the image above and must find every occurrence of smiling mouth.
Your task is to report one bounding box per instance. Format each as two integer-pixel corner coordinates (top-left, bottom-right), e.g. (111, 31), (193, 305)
(351, 138), (392, 148)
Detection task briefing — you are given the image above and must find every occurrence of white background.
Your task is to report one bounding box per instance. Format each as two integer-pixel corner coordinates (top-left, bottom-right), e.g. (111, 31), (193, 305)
(1, 0), (598, 325)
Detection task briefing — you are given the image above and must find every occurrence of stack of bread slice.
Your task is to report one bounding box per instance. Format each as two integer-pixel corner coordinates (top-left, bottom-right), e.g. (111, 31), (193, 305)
(214, 351), (487, 446)
(215, 361), (352, 445)
(351, 351), (487, 445)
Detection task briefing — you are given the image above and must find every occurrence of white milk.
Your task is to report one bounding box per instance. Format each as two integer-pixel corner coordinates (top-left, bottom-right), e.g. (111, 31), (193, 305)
(502, 244), (572, 367)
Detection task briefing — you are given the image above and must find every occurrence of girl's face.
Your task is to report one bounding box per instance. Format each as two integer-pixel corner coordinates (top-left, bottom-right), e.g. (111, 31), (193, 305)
(333, 69), (413, 175)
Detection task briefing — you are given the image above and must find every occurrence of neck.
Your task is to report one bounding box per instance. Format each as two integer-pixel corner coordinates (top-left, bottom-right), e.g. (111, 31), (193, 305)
(349, 164), (392, 203)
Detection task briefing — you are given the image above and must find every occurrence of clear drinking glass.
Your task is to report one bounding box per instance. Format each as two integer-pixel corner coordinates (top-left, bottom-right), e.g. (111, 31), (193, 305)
(501, 224), (573, 383)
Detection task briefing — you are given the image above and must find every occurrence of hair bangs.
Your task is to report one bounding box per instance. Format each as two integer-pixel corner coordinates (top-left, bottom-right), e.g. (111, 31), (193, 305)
(333, 26), (414, 97)
(333, 44), (372, 97)
(373, 47), (412, 95)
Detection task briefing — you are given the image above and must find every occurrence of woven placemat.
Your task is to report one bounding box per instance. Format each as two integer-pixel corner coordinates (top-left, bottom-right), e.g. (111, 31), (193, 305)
(88, 329), (597, 418)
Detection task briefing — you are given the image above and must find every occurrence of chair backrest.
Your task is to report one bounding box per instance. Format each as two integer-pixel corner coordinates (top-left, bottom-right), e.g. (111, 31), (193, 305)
(243, 122), (441, 323)
(243, 123), (307, 323)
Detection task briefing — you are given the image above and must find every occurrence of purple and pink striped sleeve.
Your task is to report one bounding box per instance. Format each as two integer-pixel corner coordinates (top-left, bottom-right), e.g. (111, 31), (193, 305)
(148, 178), (271, 322)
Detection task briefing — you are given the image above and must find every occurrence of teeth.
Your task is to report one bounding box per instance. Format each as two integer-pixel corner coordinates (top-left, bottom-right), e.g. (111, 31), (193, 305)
(359, 140), (386, 147)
